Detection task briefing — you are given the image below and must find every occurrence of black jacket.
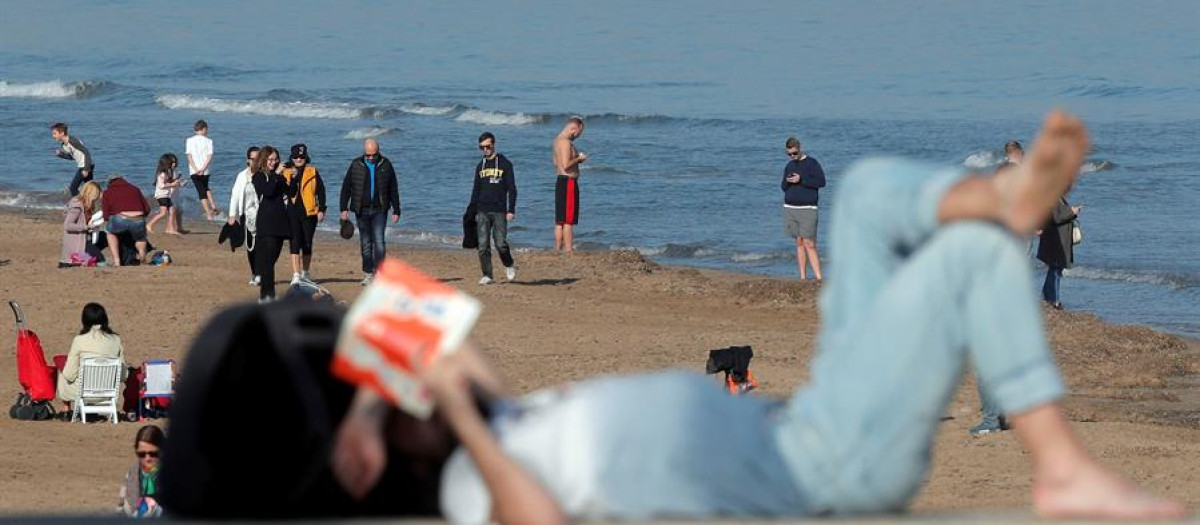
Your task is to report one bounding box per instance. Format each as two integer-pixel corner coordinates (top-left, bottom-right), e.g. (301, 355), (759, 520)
(253, 171), (293, 238)
(339, 154), (400, 216)
(1037, 198), (1077, 269)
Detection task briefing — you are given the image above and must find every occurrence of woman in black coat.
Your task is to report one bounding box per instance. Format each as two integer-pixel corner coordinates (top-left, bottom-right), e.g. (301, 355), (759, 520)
(251, 146), (295, 302)
(1036, 196), (1081, 309)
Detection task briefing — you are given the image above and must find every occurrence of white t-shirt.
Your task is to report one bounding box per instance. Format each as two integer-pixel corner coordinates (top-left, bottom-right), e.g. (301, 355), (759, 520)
(185, 134), (213, 176)
(154, 172), (172, 199)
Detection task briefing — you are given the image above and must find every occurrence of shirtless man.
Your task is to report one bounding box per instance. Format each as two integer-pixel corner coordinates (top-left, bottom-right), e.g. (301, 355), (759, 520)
(552, 117), (586, 252)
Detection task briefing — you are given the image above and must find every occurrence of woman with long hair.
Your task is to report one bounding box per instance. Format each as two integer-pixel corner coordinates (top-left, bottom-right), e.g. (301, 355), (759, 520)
(56, 302), (126, 414)
(251, 146), (294, 302)
(147, 153), (182, 235)
(118, 425), (166, 517)
(61, 181), (103, 267)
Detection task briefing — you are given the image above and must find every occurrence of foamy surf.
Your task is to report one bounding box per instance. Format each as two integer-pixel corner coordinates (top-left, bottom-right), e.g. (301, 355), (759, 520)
(400, 104), (461, 116)
(156, 94), (365, 119)
(343, 126), (397, 140)
(1065, 266), (1195, 290)
(0, 191), (68, 210)
(454, 109), (544, 126)
(0, 80), (103, 99)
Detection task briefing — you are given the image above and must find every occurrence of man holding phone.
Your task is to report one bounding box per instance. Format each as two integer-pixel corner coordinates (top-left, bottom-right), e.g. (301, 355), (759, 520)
(552, 117), (586, 252)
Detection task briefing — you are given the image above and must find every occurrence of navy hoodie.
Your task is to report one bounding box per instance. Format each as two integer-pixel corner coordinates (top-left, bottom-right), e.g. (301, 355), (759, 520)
(781, 156), (826, 207)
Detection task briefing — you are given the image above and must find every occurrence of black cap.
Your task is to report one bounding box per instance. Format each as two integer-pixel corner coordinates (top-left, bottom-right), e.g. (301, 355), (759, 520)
(339, 219), (355, 240)
(290, 143), (309, 160)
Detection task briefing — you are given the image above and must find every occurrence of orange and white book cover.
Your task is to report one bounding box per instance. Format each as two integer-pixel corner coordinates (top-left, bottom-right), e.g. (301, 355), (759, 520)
(332, 258), (482, 418)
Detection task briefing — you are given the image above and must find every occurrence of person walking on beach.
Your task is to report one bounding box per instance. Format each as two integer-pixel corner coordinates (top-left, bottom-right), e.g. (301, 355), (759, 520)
(470, 132), (518, 284)
(282, 144), (326, 284)
(339, 138), (401, 285)
(228, 146), (260, 286)
(147, 154), (182, 235)
(782, 137), (826, 280)
(186, 120), (220, 221)
(1037, 193), (1081, 310)
(251, 146), (291, 302)
(552, 117), (586, 252)
(50, 123), (95, 197)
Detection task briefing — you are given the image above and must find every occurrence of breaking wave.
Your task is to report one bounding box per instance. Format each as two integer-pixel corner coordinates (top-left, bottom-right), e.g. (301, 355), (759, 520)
(343, 126), (398, 140)
(454, 109), (545, 126)
(0, 80), (107, 99)
(156, 94), (367, 119)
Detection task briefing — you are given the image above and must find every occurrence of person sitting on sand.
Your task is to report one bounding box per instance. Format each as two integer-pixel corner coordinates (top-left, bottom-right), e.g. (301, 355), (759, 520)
(331, 111), (1186, 523)
(102, 174), (151, 267)
(61, 181), (103, 268)
(118, 425), (165, 518)
(57, 303), (127, 414)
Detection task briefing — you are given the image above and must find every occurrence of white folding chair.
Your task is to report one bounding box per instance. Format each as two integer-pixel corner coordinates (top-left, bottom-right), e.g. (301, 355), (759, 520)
(139, 359), (175, 420)
(74, 357), (122, 424)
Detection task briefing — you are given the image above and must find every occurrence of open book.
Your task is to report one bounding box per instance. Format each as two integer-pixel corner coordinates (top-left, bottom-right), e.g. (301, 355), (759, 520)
(331, 258), (482, 418)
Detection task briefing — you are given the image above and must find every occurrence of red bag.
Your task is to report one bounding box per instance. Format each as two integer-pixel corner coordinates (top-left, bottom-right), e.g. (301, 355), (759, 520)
(17, 329), (56, 402)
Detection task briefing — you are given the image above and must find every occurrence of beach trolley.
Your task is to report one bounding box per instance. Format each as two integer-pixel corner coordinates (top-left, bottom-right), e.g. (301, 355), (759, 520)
(10, 301), (55, 401)
(9, 301), (57, 420)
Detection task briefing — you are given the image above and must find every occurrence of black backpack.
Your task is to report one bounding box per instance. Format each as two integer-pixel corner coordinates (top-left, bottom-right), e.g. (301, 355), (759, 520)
(159, 300), (441, 519)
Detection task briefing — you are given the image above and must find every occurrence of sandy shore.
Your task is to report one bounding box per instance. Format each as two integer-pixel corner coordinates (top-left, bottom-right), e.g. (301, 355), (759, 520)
(0, 207), (1197, 516)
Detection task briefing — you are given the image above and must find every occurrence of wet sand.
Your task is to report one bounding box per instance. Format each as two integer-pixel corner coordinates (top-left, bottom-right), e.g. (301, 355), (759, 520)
(0, 207), (1196, 515)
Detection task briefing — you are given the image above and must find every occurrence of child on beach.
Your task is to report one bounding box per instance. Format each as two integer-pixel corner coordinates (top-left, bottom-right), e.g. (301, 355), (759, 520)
(186, 120), (220, 221)
(147, 153), (182, 235)
(329, 111), (1185, 523)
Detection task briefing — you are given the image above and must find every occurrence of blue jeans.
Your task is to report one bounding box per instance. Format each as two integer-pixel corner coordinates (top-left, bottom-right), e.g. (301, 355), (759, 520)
(772, 158), (1065, 514)
(69, 166), (94, 197)
(1042, 266), (1064, 304)
(476, 211), (514, 278)
(356, 210), (388, 274)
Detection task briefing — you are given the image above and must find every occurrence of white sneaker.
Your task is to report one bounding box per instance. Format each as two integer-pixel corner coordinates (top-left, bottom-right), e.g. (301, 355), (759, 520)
(478, 276), (493, 285)
(301, 271), (312, 282)
(249, 275), (261, 286)
(361, 273), (374, 286)
(290, 273), (302, 286)
(505, 266), (517, 281)
(257, 296), (273, 304)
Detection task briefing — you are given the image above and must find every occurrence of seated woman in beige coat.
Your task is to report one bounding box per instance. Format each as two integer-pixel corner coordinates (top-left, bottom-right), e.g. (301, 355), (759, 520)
(57, 303), (126, 412)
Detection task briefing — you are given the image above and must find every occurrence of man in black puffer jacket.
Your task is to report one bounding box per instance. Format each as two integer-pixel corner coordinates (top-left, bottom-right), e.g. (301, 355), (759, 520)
(339, 138), (401, 285)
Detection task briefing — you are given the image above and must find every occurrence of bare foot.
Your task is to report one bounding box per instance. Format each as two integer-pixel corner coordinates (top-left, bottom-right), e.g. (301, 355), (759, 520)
(993, 110), (1089, 235)
(1033, 460), (1188, 520)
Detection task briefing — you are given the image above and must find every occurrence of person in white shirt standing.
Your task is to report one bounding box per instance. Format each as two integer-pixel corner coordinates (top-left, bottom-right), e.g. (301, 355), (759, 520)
(228, 146), (260, 286)
(186, 120), (220, 221)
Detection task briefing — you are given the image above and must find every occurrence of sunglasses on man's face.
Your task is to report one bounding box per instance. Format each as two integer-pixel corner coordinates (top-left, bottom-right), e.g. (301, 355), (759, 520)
(787, 150), (801, 157)
(136, 450), (159, 458)
(479, 143), (494, 151)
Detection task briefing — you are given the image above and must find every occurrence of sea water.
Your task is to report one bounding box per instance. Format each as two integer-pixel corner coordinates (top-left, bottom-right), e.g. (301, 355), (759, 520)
(1, 0), (1198, 336)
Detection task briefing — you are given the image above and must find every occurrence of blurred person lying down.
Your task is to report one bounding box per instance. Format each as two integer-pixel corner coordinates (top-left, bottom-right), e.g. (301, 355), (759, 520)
(331, 112), (1186, 524)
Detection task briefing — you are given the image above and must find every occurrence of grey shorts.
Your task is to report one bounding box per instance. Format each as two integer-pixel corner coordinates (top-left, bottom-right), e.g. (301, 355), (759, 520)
(784, 207), (818, 239)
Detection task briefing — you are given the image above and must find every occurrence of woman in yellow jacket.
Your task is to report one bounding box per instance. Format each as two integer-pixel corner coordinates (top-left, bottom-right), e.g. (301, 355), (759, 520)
(282, 143), (326, 284)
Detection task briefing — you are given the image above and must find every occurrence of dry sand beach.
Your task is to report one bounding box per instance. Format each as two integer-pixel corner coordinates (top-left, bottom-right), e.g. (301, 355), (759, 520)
(0, 206), (1197, 516)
